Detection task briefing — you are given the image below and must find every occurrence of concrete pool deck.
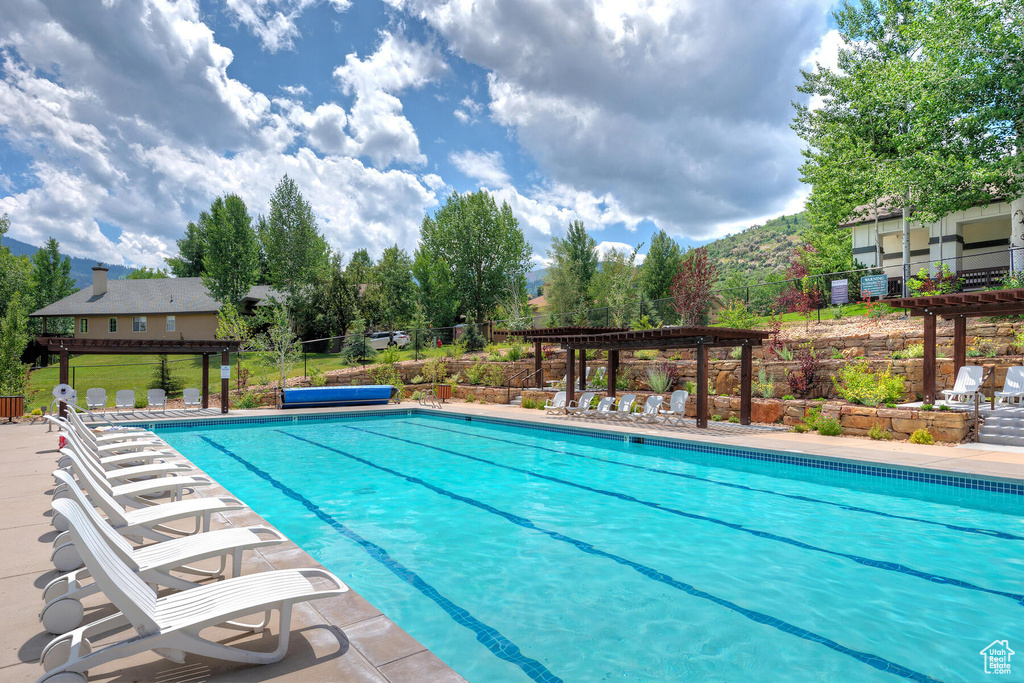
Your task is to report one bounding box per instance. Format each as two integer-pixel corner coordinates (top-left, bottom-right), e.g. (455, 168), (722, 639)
(4, 402), (1023, 682)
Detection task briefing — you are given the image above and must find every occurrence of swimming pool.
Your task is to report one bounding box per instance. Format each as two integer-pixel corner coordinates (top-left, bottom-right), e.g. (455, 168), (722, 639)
(157, 411), (1024, 682)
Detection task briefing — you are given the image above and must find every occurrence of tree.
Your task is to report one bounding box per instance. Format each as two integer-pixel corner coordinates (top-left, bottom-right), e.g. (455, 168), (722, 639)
(0, 214), (33, 321)
(340, 318), (376, 363)
(640, 230), (682, 301)
(362, 245), (416, 334)
(149, 354), (184, 396)
(793, 0), (1024, 230)
(419, 190), (532, 321)
(0, 290), (30, 396)
(412, 246), (460, 331)
(30, 238), (75, 335)
(166, 217), (210, 277)
(461, 313), (486, 352)
(253, 302), (302, 401)
(123, 267), (170, 279)
(202, 194), (260, 305)
(257, 175), (330, 302)
(294, 252), (356, 345)
(591, 245), (642, 328)
(671, 247), (717, 326)
(545, 220), (597, 322)
(346, 249), (374, 287)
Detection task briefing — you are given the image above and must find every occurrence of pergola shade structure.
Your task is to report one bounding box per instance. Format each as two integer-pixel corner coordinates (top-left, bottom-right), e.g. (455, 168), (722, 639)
(500, 326), (770, 428)
(889, 288), (1024, 403)
(37, 337), (242, 416)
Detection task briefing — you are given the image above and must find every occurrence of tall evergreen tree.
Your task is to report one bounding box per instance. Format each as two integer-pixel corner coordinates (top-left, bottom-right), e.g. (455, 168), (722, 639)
(257, 175), (330, 302)
(0, 214), (33, 321)
(418, 190), (532, 321)
(202, 194), (260, 305)
(545, 220), (597, 321)
(639, 230), (682, 301)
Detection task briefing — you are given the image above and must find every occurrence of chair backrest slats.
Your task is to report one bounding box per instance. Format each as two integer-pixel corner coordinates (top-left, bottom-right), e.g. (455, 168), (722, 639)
(52, 470), (136, 564)
(595, 397), (615, 412)
(116, 390), (135, 407)
(58, 448), (130, 527)
(617, 394), (636, 413)
(953, 366), (984, 392)
(1003, 367), (1024, 393)
(670, 390), (689, 412)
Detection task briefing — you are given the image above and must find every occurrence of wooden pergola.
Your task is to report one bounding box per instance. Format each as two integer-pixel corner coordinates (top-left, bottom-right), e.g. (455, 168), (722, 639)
(889, 287), (1024, 403)
(501, 326), (770, 428)
(37, 337), (242, 417)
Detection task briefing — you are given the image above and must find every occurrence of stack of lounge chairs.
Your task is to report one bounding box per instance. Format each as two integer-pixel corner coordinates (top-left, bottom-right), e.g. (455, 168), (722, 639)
(36, 406), (349, 681)
(555, 389), (691, 426)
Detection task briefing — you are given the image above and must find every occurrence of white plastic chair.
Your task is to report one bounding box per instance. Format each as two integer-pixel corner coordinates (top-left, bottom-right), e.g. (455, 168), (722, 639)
(565, 392), (596, 416)
(995, 367), (1024, 406)
(41, 497), (348, 679)
(183, 388), (202, 410)
(610, 394), (637, 420)
(631, 395), (663, 422)
(147, 389), (167, 411)
(114, 390), (135, 412)
(41, 475), (286, 634)
(659, 390), (689, 425)
(940, 366), (984, 406)
(588, 396), (617, 419)
(85, 389), (106, 412)
(543, 391), (566, 414)
(58, 434), (191, 483)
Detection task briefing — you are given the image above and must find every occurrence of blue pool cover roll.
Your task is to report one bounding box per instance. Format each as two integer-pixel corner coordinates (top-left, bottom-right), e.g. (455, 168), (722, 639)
(281, 385), (396, 408)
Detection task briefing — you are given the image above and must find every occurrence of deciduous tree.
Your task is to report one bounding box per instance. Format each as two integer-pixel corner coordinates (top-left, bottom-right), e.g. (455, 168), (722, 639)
(362, 245), (416, 334)
(123, 267), (170, 279)
(640, 230), (682, 301)
(545, 220), (597, 322)
(202, 194), (259, 306)
(670, 247), (717, 326)
(30, 238), (75, 334)
(257, 175), (330, 302)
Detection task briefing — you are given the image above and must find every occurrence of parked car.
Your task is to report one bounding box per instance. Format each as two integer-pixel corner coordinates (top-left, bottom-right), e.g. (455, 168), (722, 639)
(366, 331), (411, 350)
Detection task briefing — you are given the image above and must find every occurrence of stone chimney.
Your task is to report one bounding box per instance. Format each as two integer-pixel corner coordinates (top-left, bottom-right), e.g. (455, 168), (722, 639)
(92, 264), (108, 296)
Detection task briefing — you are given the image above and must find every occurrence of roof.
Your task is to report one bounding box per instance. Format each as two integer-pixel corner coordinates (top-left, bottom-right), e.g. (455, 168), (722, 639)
(840, 190), (1006, 228)
(30, 277), (278, 317)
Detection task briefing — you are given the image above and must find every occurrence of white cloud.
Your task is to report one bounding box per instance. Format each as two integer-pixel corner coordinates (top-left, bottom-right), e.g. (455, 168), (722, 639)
(224, 0), (352, 52)
(803, 28), (843, 111)
(449, 150), (511, 187)
(391, 0), (833, 239)
(454, 96), (482, 124)
(333, 32), (448, 168)
(595, 241), (645, 265)
(280, 84), (311, 97)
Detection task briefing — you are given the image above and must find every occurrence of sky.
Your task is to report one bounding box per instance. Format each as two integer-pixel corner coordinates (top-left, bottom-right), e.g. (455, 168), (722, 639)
(0, 0), (842, 271)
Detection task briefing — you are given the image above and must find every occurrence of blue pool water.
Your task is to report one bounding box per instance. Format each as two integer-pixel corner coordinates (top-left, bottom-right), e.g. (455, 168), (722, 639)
(157, 413), (1024, 682)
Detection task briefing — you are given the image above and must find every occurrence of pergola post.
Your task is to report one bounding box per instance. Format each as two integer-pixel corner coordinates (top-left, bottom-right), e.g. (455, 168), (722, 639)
(608, 350), (618, 399)
(59, 347), (69, 418)
(221, 349), (230, 413)
(696, 342), (708, 428)
(566, 346), (576, 406)
(578, 348), (587, 390)
(953, 315), (967, 376)
(201, 353), (210, 409)
(923, 313), (936, 404)
(740, 344), (752, 425)
(534, 341), (543, 388)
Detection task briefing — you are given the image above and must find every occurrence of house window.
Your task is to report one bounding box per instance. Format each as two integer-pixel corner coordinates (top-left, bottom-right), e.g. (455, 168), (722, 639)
(133, 316), (147, 332)
(109, 317), (117, 333)
(79, 318), (88, 333)
(166, 316), (175, 332)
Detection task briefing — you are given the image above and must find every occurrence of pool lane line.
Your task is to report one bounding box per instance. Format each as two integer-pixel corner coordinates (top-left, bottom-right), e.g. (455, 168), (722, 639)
(196, 435), (562, 683)
(344, 424), (1024, 608)
(413, 420), (1024, 543)
(279, 429), (942, 683)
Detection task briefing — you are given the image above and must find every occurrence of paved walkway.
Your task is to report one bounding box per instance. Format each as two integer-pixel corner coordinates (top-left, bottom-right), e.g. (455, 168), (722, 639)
(5, 401), (1024, 682)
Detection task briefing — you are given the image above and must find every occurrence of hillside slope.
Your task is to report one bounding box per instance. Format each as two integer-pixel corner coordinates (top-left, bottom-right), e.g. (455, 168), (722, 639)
(702, 212), (809, 282)
(2, 237), (134, 288)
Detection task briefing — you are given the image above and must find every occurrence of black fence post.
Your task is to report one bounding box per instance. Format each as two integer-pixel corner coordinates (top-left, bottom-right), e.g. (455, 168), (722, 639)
(303, 348), (307, 379)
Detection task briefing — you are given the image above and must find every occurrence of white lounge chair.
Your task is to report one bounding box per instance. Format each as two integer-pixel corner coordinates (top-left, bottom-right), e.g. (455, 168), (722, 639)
(610, 394), (637, 420)
(565, 392), (596, 417)
(63, 408), (166, 447)
(48, 419), (173, 471)
(49, 464), (245, 564)
(147, 389), (167, 411)
(631, 395), (663, 422)
(114, 390), (135, 412)
(41, 479), (286, 634)
(183, 388), (202, 410)
(543, 391), (566, 414)
(588, 396), (616, 418)
(659, 390), (689, 425)
(995, 366), (1024, 406)
(545, 373), (566, 388)
(58, 435), (192, 484)
(41, 497), (348, 679)
(940, 366), (985, 406)
(85, 389), (106, 413)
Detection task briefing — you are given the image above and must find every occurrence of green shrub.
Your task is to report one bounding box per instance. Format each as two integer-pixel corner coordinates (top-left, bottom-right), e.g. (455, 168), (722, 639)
(782, 394), (795, 400)
(938, 404), (950, 411)
(711, 414), (722, 421)
(792, 423), (810, 433)
(465, 395), (475, 403)
(832, 362), (905, 406)
(484, 366), (507, 386)
(868, 422), (892, 441)
(830, 305), (845, 320)
(892, 344), (924, 360)
(410, 374), (424, 384)
(411, 390), (422, 401)
(309, 367), (327, 387)
(134, 395), (148, 409)
(520, 396), (535, 409)
(777, 346), (794, 361)
(804, 405), (821, 430)
(486, 345), (506, 362)
(753, 368), (774, 399)
(29, 406), (43, 416)
(234, 391), (260, 409)
(909, 428), (934, 445)
(634, 350), (658, 361)
(644, 364), (675, 393)
(729, 347), (743, 359)
(507, 342), (525, 362)
(466, 363), (486, 385)
(716, 298), (758, 329)
(830, 348), (844, 359)
(816, 417), (843, 436)
(921, 403), (933, 411)
(727, 416), (740, 423)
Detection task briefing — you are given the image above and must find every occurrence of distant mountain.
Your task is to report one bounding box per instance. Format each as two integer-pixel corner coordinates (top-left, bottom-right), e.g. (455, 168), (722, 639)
(701, 212), (810, 283)
(526, 267), (548, 296)
(2, 237), (134, 288)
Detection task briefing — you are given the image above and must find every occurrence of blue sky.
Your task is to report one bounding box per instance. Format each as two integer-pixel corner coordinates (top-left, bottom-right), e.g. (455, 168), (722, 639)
(0, 0), (842, 270)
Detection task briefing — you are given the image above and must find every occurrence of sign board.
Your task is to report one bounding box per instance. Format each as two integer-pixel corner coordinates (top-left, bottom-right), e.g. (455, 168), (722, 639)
(220, 365), (231, 379)
(860, 274), (888, 298)
(831, 279), (848, 305)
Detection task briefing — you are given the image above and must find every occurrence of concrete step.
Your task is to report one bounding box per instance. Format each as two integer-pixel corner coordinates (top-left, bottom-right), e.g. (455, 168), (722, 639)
(509, 396), (522, 406)
(978, 433), (1024, 447)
